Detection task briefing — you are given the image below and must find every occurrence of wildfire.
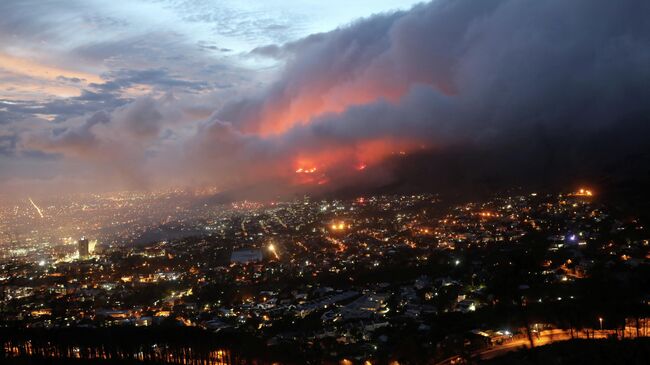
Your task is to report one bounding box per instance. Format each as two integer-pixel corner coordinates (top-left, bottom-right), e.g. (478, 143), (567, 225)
(295, 167), (318, 174)
(289, 138), (425, 187)
(574, 188), (594, 197)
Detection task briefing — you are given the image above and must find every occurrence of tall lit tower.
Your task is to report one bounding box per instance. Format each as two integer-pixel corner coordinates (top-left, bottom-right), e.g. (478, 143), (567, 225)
(78, 237), (90, 259)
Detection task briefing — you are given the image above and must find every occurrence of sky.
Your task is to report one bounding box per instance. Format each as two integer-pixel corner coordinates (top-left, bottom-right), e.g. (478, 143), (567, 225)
(1, 0), (649, 199)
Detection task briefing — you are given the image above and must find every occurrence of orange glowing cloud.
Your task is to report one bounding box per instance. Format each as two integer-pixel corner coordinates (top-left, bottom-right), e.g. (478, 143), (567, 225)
(0, 53), (103, 84)
(250, 74), (412, 136)
(0, 52), (104, 99)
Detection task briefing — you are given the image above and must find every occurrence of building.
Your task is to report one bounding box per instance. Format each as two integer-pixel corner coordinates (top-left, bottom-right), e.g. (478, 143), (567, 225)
(78, 237), (90, 259)
(230, 249), (263, 264)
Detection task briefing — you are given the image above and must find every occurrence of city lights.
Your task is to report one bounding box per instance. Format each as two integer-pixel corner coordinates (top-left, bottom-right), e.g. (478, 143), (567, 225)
(0, 0), (646, 362)
(0, 188), (647, 363)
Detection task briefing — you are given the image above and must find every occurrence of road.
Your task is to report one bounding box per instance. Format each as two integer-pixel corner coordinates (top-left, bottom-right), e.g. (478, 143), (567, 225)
(479, 329), (612, 360)
(435, 329), (618, 364)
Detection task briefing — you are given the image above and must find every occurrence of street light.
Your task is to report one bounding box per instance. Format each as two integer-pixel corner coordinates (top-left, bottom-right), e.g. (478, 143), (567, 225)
(268, 243), (279, 259)
(599, 317), (603, 331)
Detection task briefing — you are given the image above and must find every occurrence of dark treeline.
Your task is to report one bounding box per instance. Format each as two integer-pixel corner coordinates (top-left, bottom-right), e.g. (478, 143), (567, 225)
(0, 327), (281, 365)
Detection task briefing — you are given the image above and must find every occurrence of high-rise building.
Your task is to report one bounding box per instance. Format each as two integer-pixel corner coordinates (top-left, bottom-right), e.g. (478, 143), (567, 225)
(78, 237), (90, 259)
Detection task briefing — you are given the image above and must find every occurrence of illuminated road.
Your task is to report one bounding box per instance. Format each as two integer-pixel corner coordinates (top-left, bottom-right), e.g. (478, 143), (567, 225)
(477, 329), (610, 360)
(435, 329), (620, 365)
(28, 197), (44, 218)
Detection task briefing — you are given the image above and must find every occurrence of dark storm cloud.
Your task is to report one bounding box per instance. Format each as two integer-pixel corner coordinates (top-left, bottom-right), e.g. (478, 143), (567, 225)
(196, 0), (650, 196)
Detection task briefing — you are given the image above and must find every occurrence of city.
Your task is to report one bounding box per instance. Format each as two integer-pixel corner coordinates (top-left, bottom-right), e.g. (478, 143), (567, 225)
(2, 188), (649, 363)
(2, 0), (650, 363)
